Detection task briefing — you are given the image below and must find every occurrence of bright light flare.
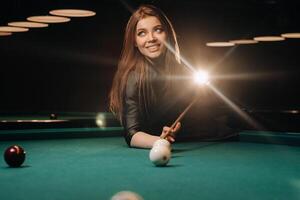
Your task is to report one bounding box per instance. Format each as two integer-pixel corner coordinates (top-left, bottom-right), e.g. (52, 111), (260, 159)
(194, 70), (210, 85)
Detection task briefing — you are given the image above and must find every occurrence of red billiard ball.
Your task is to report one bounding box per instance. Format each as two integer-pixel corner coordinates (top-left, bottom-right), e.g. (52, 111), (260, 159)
(4, 145), (26, 167)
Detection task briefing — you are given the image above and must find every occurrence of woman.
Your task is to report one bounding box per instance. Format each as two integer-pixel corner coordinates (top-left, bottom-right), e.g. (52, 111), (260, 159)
(109, 5), (192, 148)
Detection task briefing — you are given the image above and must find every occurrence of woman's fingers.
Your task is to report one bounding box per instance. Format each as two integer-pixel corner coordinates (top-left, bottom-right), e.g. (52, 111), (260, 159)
(163, 122), (181, 134)
(163, 126), (169, 133)
(173, 122), (181, 132)
(160, 122), (182, 142)
(166, 135), (175, 143)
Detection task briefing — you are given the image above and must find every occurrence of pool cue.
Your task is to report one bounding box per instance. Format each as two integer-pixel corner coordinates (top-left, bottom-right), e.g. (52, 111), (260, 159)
(160, 95), (198, 139)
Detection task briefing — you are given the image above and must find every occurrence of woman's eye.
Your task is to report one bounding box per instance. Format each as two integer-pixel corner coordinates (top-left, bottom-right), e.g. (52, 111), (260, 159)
(137, 31), (146, 36)
(155, 28), (163, 33)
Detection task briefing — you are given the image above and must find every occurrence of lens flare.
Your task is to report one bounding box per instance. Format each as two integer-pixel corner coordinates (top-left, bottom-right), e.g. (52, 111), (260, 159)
(194, 70), (209, 85)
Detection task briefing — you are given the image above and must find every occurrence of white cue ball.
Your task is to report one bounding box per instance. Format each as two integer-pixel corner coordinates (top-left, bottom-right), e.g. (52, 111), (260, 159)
(111, 190), (144, 200)
(149, 145), (171, 166)
(153, 139), (171, 150)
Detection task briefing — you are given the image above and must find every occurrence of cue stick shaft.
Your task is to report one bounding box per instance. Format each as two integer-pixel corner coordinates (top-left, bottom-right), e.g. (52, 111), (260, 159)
(161, 95), (198, 139)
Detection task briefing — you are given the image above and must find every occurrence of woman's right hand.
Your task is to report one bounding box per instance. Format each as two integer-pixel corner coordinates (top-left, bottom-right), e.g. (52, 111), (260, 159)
(160, 122), (181, 143)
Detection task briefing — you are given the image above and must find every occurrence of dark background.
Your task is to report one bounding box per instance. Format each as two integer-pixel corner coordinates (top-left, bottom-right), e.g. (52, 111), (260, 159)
(0, 0), (299, 113)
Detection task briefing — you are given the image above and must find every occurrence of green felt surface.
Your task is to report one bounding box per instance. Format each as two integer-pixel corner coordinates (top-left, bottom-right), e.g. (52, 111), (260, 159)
(1, 137), (300, 200)
(239, 130), (300, 145)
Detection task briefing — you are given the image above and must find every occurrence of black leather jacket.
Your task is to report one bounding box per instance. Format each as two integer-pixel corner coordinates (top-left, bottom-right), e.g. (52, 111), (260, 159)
(121, 64), (194, 146)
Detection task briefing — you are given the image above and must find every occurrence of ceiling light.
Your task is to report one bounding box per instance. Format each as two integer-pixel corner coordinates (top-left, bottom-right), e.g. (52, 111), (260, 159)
(49, 9), (96, 17)
(281, 33), (300, 38)
(229, 39), (258, 44)
(27, 15), (70, 23)
(0, 32), (12, 36)
(253, 36), (285, 42)
(0, 26), (28, 32)
(206, 42), (235, 47)
(8, 21), (48, 28)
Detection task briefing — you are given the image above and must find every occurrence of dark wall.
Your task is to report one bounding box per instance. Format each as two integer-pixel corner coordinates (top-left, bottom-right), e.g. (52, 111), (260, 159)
(0, 0), (299, 113)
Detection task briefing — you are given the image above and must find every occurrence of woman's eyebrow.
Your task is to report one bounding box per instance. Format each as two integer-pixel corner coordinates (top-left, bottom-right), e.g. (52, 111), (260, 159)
(137, 24), (162, 31)
(136, 28), (146, 31)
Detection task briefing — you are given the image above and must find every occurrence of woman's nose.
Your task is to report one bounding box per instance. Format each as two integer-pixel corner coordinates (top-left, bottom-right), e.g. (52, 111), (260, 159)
(147, 32), (157, 41)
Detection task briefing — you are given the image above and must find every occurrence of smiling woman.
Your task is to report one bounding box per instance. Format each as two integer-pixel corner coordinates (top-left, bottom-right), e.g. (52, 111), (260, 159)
(109, 5), (188, 148)
(108, 4), (236, 149)
(135, 16), (167, 59)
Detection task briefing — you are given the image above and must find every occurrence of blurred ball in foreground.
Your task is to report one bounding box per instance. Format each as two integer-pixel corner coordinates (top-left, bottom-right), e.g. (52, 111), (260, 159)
(111, 190), (144, 200)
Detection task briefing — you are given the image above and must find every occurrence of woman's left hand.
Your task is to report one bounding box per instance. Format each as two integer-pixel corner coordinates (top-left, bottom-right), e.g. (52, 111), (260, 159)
(160, 122), (181, 143)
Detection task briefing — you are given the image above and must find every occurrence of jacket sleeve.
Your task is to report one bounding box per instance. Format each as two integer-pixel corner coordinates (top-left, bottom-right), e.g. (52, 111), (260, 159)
(122, 72), (142, 146)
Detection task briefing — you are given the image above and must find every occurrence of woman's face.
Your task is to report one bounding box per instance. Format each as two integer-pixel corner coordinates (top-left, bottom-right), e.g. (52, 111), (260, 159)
(135, 16), (167, 59)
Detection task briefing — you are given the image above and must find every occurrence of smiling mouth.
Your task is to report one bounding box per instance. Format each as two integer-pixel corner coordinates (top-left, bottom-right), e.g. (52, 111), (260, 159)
(146, 44), (160, 52)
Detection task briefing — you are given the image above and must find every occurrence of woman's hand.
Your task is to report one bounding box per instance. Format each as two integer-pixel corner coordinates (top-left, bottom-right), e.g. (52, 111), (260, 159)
(160, 122), (181, 143)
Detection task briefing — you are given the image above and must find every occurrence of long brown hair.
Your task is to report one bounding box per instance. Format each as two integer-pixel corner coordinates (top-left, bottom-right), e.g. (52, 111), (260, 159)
(109, 4), (181, 121)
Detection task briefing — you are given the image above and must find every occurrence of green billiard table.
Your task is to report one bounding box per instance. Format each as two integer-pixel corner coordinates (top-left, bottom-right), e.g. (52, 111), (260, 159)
(0, 112), (300, 200)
